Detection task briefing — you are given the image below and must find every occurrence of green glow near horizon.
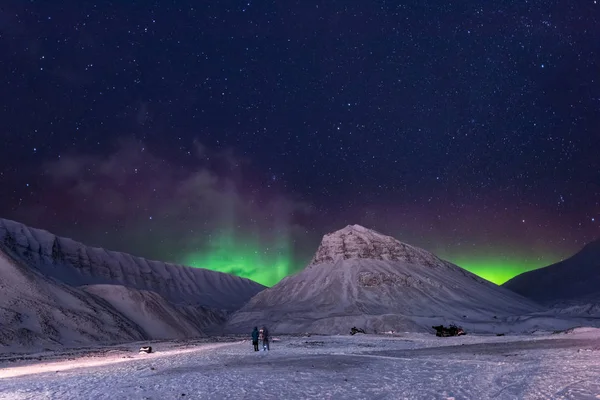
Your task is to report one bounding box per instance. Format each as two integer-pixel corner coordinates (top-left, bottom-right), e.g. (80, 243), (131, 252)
(186, 248), (559, 286)
(446, 255), (563, 285)
(182, 231), (292, 287)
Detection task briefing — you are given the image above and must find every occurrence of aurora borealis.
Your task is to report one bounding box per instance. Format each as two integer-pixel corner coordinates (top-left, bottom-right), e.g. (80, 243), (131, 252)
(183, 231), (294, 287)
(183, 234), (568, 286)
(441, 254), (565, 285)
(1, 1), (599, 287)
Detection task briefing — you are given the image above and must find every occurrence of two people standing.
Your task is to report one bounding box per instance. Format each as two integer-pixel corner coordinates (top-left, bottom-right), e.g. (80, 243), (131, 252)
(251, 326), (270, 351)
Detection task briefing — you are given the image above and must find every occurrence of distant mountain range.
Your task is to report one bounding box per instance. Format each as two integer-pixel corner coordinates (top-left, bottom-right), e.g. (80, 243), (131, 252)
(0, 218), (264, 348)
(2, 218), (599, 349)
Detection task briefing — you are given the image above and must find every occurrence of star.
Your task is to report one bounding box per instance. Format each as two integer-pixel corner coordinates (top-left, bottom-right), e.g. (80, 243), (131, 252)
(0, 0), (596, 286)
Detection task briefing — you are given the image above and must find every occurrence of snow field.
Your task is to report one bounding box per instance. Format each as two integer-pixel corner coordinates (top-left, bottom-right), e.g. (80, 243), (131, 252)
(1, 333), (600, 400)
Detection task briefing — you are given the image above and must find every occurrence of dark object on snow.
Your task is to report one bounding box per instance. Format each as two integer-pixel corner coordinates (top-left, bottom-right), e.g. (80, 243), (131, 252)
(139, 346), (153, 353)
(259, 326), (270, 351)
(350, 326), (366, 335)
(496, 333), (505, 336)
(251, 327), (259, 351)
(432, 325), (466, 337)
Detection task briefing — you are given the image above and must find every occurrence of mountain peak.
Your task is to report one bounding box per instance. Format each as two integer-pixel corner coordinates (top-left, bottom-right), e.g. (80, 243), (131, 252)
(309, 224), (443, 267)
(329, 224), (387, 239)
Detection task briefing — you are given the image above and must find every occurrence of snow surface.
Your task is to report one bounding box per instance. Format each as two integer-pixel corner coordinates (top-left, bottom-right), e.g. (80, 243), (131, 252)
(227, 225), (547, 334)
(2, 331), (600, 399)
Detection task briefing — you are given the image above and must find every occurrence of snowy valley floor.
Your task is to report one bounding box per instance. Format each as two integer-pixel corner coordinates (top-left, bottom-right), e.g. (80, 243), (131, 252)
(1, 330), (600, 400)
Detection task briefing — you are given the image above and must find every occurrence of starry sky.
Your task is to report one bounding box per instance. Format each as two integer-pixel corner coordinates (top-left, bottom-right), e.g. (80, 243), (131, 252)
(1, 1), (599, 286)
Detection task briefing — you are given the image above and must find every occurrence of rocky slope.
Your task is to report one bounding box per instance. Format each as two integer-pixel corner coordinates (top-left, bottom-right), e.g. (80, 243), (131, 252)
(0, 248), (146, 347)
(226, 225), (545, 334)
(82, 285), (207, 340)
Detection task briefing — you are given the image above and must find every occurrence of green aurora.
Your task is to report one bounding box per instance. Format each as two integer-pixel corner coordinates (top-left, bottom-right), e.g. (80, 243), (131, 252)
(445, 256), (562, 285)
(184, 233), (567, 286)
(183, 232), (294, 287)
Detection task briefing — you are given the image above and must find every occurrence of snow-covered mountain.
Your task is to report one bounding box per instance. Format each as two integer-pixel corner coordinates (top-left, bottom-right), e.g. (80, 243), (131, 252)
(503, 239), (600, 308)
(225, 225), (544, 334)
(0, 218), (265, 348)
(0, 218), (264, 311)
(81, 285), (210, 339)
(0, 248), (146, 347)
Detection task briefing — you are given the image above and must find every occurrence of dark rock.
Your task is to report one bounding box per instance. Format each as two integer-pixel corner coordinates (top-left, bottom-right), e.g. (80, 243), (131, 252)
(432, 324), (466, 337)
(350, 326), (366, 335)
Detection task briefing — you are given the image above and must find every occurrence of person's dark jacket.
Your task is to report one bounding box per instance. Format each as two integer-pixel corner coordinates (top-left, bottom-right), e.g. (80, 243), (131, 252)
(251, 327), (259, 342)
(262, 327), (269, 341)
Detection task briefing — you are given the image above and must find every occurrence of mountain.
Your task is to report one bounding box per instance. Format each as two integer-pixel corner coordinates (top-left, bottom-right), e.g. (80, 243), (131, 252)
(0, 218), (264, 311)
(225, 225), (544, 334)
(503, 239), (600, 306)
(0, 248), (146, 347)
(0, 218), (265, 348)
(81, 285), (211, 339)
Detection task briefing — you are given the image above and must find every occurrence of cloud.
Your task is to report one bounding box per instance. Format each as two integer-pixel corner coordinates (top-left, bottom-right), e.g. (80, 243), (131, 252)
(20, 137), (314, 271)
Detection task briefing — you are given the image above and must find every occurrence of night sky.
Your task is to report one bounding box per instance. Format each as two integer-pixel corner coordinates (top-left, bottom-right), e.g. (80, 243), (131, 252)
(1, 1), (599, 286)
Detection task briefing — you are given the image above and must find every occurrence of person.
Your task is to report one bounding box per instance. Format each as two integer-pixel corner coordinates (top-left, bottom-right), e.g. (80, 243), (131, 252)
(251, 327), (259, 351)
(258, 328), (264, 351)
(262, 326), (270, 351)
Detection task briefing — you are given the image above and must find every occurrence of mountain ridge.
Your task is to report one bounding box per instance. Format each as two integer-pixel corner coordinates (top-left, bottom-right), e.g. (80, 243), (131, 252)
(0, 217), (265, 310)
(0, 217), (265, 348)
(503, 238), (600, 305)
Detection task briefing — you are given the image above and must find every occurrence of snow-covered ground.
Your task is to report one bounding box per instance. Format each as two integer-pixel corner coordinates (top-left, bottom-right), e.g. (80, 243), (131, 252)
(1, 330), (600, 399)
